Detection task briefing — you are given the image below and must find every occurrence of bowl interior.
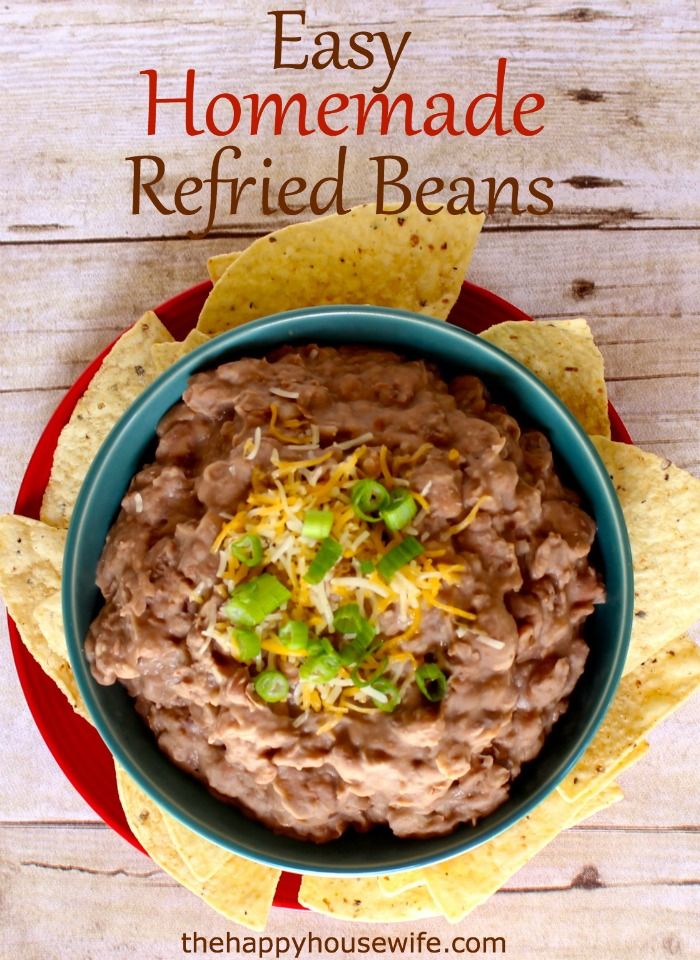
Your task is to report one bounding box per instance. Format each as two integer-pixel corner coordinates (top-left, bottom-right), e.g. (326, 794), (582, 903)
(63, 305), (633, 875)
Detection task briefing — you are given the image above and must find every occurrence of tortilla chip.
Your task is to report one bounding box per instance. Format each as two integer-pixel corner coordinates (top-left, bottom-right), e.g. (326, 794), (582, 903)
(423, 778), (624, 923)
(0, 515), (86, 717)
(378, 868), (427, 897)
(545, 317), (596, 342)
(33, 591), (66, 659)
(115, 767), (280, 931)
(207, 251), (241, 283)
(299, 874), (439, 922)
(479, 319), (610, 438)
(151, 330), (210, 377)
(559, 635), (700, 803)
(558, 739), (649, 805)
(40, 312), (173, 529)
(162, 814), (230, 883)
(592, 437), (700, 673)
(379, 781), (624, 904)
(197, 204), (484, 335)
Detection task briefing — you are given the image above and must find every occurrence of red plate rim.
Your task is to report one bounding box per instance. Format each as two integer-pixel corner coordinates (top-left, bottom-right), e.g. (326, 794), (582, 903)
(8, 279), (631, 910)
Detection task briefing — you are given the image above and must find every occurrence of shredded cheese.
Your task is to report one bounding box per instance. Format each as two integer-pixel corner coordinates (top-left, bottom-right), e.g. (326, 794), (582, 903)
(206, 438), (482, 729)
(446, 495), (490, 538)
(269, 387), (300, 400)
(244, 427), (262, 461)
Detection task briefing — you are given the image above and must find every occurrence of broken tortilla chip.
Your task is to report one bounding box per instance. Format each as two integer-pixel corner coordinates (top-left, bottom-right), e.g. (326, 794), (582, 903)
(40, 312), (173, 529)
(207, 251), (241, 283)
(558, 739), (649, 805)
(592, 436), (700, 673)
(299, 874), (439, 922)
(378, 868), (427, 897)
(197, 204), (484, 335)
(115, 767), (280, 931)
(0, 515), (86, 717)
(151, 330), (210, 377)
(479, 319), (610, 438)
(559, 635), (700, 803)
(422, 779), (624, 922)
(380, 781), (624, 902)
(162, 813), (230, 883)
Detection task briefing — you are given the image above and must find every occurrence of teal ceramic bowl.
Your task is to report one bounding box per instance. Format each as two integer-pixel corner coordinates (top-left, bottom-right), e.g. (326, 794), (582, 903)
(63, 305), (633, 875)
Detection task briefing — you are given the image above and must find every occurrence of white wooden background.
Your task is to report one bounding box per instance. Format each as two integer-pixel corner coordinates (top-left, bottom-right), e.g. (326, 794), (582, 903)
(1, 2), (699, 958)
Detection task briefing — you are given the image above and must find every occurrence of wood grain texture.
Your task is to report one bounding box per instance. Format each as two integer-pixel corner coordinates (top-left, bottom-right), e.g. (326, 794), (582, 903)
(1, 1), (699, 240)
(1, 824), (697, 959)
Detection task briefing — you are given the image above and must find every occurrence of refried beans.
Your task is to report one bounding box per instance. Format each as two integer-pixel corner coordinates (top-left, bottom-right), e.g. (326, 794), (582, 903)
(86, 345), (604, 842)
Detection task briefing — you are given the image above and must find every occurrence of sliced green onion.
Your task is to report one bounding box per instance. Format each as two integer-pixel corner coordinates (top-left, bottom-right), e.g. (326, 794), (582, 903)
(222, 573), (291, 626)
(359, 559), (375, 575)
(377, 535), (424, 582)
(230, 627), (261, 662)
(333, 603), (364, 635)
(368, 677), (401, 713)
(301, 509), (334, 540)
(299, 652), (342, 684)
(350, 479), (390, 523)
(306, 636), (334, 657)
(380, 488), (417, 532)
(340, 641), (365, 667)
(254, 670), (289, 703)
(304, 537), (343, 584)
(340, 629), (377, 666)
(279, 620), (309, 651)
(351, 658), (388, 687)
(230, 533), (263, 567)
(415, 664), (448, 702)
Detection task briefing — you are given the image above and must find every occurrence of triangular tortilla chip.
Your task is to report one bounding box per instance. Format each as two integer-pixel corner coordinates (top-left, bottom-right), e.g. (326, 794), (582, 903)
(592, 436), (700, 673)
(207, 251), (241, 283)
(115, 768), (280, 931)
(151, 330), (210, 377)
(197, 204), (484, 335)
(479, 319), (610, 437)
(558, 635), (700, 802)
(0, 515), (86, 717)
(40, 312), (173, 528)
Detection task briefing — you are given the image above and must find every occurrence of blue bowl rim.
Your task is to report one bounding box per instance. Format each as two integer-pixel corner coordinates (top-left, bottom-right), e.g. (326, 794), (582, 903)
(63, 304), (634, 876)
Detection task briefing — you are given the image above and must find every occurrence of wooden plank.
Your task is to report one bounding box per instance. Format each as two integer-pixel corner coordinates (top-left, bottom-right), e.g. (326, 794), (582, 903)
(1, 824), (697, 957)
(1, 2), (699, 240)
(0, 228), (697, 489)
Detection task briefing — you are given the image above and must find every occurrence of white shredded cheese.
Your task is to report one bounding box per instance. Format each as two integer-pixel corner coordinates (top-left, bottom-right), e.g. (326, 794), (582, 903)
(348, 529), (371, 553)
(269, 387), (300, 400)
(244, 426), (262, 461)
(364, 686), (389, 705)
(420, 480), (433, 497)
(476, 636), (506, 650)
(333, 432), (374, 451)
(133, 492), (143, 513)
(269, 534), (295, 564)
(292, 710), (309, 727)
(331, 576), (391, 598)
(310, 582), (335, 629)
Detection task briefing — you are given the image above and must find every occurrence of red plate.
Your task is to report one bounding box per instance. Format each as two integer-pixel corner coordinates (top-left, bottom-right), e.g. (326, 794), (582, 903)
(8, 281), (631, 911)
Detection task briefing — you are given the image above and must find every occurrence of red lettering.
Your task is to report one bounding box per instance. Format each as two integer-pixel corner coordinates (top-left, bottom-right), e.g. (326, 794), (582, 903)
(514, 93), (545, 135)
(317, 94), (350, 136)
(205, 93), (242, 136)
(140, 69), (203, 136)
(244, 93), (313, 135)
(465, 57), (511, 136)
(352, 93), (420, 136)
